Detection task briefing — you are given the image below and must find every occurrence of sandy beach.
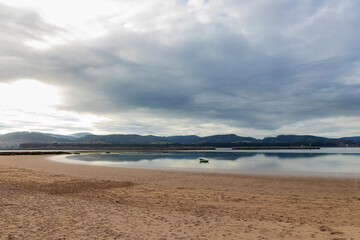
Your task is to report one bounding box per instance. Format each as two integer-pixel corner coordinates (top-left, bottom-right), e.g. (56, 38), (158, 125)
(1, 155), (360, 239)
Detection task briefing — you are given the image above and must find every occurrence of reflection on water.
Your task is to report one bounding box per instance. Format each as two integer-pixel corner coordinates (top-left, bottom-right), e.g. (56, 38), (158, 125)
(64, 148), (360, 176)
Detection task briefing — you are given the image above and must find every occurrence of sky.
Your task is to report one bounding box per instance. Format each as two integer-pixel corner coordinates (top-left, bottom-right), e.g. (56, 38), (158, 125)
(1, 0), (360, 138)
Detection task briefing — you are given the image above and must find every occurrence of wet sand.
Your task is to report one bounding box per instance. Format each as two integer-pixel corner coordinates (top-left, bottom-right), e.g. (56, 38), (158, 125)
(1, 155), (360, 239)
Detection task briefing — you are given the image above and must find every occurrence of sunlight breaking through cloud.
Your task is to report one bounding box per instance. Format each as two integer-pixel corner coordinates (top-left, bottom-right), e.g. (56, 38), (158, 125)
(0, 79), (107, 134)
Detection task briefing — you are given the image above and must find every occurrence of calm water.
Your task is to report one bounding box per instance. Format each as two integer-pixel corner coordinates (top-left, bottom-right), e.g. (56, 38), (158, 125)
(52, 148), (360, 177)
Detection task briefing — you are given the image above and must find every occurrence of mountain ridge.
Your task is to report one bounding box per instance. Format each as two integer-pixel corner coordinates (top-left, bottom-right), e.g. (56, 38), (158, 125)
(0, 131), (359, 148)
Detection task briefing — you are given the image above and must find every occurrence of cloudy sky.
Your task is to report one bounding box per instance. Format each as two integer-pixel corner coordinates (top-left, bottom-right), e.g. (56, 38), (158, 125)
(1, 0), (360, 138)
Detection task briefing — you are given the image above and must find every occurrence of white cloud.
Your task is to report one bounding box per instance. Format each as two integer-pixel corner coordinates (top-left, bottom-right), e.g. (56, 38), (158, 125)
(0, 79), (61, 110)
(0, 79), (106, 134)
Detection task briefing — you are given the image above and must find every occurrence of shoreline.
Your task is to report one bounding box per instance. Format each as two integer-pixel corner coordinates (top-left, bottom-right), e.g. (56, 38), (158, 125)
(232, 146), (320, 150)
(1, 155), (360, 239)
(2, 154), (360, 186)
(1, 154), (360, 198)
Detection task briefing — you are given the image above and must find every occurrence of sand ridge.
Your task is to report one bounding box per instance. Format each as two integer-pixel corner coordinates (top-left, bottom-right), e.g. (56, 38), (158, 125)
(1, 155), (360, 239)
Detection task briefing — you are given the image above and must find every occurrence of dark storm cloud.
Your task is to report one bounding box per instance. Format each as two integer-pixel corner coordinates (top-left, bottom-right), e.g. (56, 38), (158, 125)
(1, 0), (360, 133)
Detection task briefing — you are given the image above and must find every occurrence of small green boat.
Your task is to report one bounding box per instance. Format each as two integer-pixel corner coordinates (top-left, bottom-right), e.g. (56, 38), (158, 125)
(199, 158), (209, 163)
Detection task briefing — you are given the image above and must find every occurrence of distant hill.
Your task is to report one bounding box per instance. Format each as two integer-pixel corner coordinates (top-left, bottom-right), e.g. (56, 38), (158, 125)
(341, 136), (360, 142)
(45, 133), (77, 140)
(262, 135), (331, 144)
(1, 131), (359, 149)
(165, 135), (201, 144)
(200, 134), (257, 143)
(0, 132), (72, 147)
(70, 132), (94, 138)
(78, 134), (162, 144)
(44, 132), (94, 140)
(77, 134), (257, 145)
